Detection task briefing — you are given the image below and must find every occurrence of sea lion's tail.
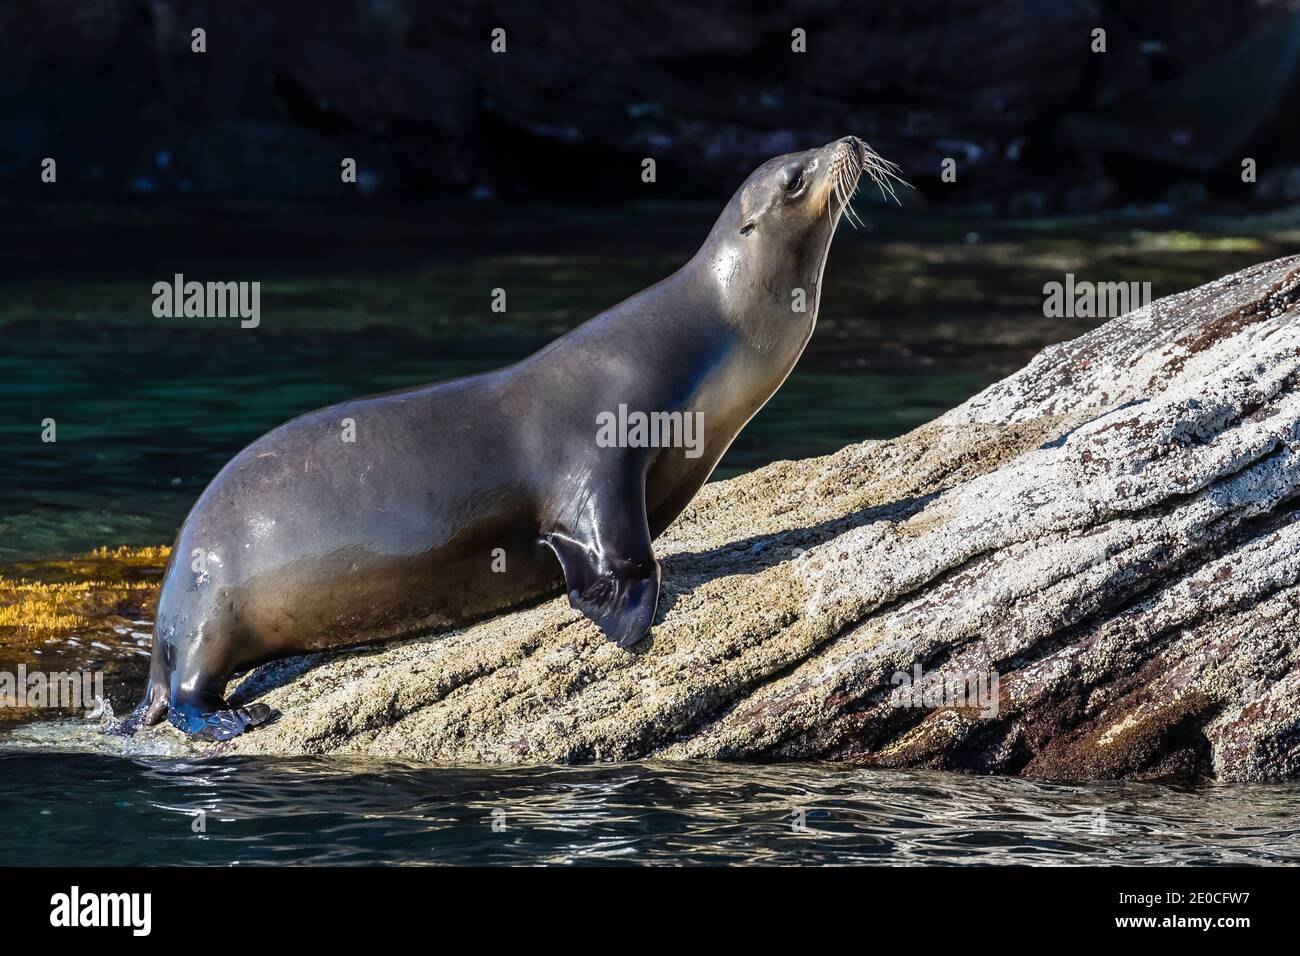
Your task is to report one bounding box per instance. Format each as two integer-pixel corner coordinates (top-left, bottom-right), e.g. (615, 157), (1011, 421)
(114, 640), (170, 736)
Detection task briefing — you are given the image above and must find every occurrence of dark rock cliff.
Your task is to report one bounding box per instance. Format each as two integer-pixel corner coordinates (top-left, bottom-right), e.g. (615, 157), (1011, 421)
(3, 0), (1296, 208)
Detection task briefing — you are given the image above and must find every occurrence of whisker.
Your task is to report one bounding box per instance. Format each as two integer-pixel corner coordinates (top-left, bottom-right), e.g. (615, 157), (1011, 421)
(839, 155), (865, 229)
(837, 177), (858, 230)
(832, 168), (851, 229)
(850, 138), (910, 207)
(865, 157), (908, 205)
(844, 196), (863, 229)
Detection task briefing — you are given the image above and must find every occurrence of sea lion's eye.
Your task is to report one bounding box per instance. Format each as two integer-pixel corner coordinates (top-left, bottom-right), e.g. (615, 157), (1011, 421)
(782, 166), (804, 192)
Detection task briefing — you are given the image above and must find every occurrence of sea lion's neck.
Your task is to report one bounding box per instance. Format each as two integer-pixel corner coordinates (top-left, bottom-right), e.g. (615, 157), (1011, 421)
(659, 230), (829, 465)
(683, 222), (828, 369)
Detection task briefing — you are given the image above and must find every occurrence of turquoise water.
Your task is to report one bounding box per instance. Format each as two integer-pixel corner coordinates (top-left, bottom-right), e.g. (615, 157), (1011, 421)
(0, 317), (983, 561)
(3, 199), (1293, 562)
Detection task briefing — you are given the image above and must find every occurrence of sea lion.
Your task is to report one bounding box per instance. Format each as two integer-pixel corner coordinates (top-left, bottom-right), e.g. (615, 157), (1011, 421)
(133, 136), (903, 739)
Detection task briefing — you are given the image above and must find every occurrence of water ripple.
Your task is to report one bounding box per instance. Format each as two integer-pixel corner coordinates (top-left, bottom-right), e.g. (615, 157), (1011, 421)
(0, 746), (1297, 866)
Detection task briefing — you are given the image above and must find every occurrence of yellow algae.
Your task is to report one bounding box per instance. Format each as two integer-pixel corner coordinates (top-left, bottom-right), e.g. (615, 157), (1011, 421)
(0, 546), (169, 644)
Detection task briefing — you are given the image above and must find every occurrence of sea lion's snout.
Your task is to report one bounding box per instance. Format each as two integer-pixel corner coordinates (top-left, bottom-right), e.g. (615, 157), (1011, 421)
(831, 135), (866, 159)
(826, 135), (906, 212)
(814, 136), (866, 227)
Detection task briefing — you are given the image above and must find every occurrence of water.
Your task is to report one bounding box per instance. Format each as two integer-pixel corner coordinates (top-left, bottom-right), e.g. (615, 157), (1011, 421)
(2, 199), (1295, 561)
(1, 745), (1297, 866)
(4, 198), (1299, 865)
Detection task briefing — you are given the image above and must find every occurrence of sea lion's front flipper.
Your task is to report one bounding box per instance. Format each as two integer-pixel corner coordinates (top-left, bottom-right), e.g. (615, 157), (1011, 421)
(547, 537), (660, 648)
(542, 473), (661, 649)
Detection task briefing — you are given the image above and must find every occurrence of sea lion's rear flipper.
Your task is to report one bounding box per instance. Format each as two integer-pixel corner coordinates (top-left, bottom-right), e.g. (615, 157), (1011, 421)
(168, 700), (273, 741)
(542, 470), (661, 649)
(167, 670), (273, 740)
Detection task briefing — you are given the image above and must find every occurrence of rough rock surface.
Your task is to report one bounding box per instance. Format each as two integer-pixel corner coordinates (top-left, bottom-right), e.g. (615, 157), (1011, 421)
(215, 256), (1300, 782)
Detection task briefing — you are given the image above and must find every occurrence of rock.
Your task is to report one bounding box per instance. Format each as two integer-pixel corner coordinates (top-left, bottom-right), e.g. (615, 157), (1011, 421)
(214, 256), (1300, 782)
(1257, 165), (1300, 204)
(1061, 12), (1300, 175)
(2, 0), (1294, 207)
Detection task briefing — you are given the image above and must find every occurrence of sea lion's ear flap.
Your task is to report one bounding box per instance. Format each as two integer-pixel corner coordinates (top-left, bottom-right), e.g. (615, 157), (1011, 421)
(540, 476), (661, 649)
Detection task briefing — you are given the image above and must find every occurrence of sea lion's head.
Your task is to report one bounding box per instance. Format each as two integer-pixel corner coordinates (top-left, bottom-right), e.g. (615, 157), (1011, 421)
(701, 137), (904, 343)
(736, 136), (901, 241)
